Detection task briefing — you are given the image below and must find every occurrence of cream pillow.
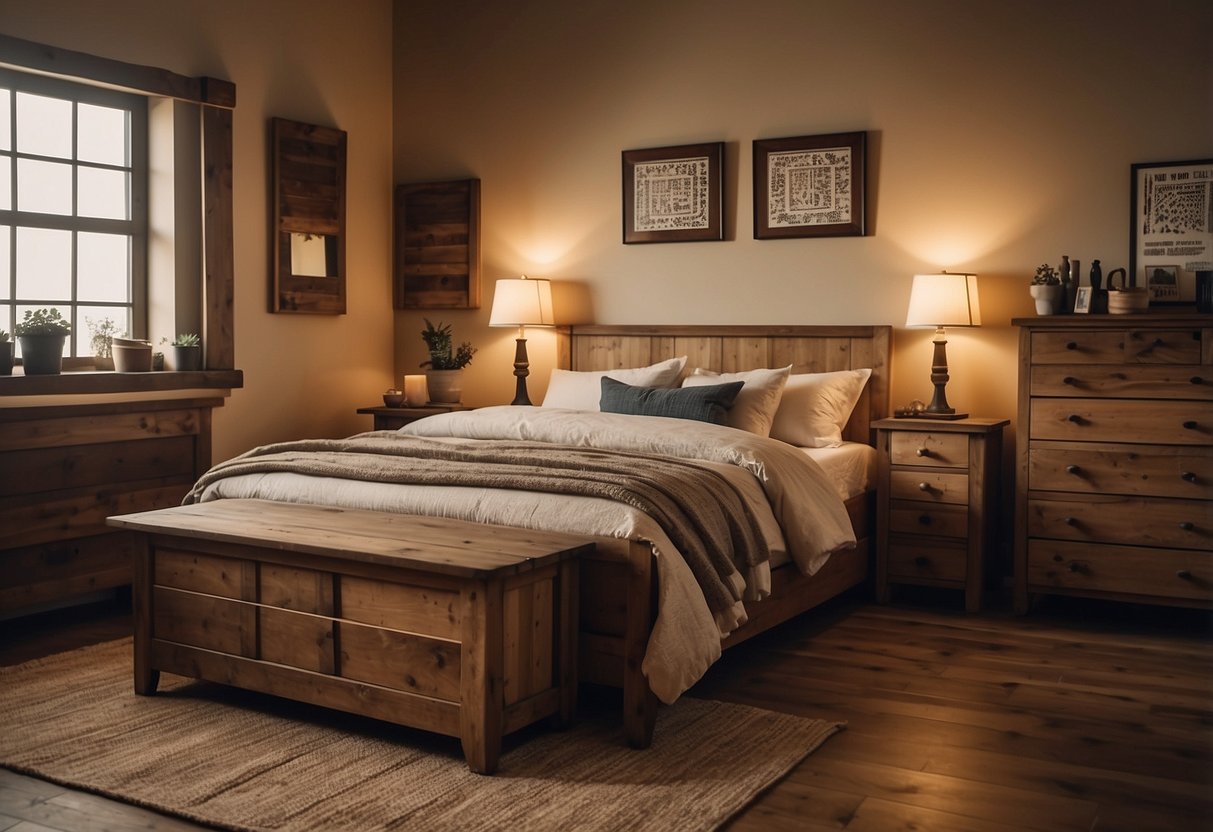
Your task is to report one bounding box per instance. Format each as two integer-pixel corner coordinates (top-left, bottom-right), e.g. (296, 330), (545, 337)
(681, 365), (791, 437)
(541, 356), (687, 411)
(769, 369), (872, 448)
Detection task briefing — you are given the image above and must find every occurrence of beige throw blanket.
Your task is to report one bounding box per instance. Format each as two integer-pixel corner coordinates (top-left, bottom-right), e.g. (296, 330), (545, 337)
(186, 432), (769, 615)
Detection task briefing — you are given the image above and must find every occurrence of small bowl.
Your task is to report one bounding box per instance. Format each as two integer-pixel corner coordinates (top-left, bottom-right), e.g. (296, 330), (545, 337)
(382, 390), (405, 407)
(1107, 287), (1149, 314)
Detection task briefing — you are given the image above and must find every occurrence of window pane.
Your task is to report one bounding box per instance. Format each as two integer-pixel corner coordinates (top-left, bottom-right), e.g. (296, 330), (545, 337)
(77, 232), (130, 302)
(0, 89), (10, 152)
(16, 227), (72, 300)
(0, 154), (10, 210)
(77, 166), (128, 220)
(14, 304), (72, 359)
(78, 305), (130, 357)
(78, 103), (128, 166)
(0, 226), (9, 299)
(16, 92), (72, 159)
(18, 158), (72, 215)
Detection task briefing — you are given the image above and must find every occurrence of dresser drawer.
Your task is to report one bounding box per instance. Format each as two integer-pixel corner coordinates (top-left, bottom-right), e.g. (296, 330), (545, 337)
(1031, 328), (1204, 365)
(1030, 398), (1213, 444)
(887, 540), (966, 582)
(1028, 446), (1213, 499)
(1029, 365), (1213, 400)
(1027, 539), (1211, 603)
(890, 470), (968, 504)
(1027, 494), (1213, 549)
(889, 431), (969, 468)
(889, 501), (968, 538)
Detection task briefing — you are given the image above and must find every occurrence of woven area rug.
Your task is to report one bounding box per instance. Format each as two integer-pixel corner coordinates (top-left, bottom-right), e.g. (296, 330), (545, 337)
(0, 639), (841, 831)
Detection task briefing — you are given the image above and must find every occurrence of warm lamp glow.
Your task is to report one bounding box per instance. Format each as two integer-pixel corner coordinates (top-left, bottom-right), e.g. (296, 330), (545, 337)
(489, 275), (555, 406)
(905, 272), (980, 419)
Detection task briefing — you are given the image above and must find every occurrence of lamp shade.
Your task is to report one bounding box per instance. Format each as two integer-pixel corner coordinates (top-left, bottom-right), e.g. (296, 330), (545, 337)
(489, 276), (554, 327)
(905, 272), (981, 327)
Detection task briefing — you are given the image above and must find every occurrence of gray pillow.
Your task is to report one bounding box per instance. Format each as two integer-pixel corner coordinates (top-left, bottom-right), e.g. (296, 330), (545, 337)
(599, 376), (744, 425)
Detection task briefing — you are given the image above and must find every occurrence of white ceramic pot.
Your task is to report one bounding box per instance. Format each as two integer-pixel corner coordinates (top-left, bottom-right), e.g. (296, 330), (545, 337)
(1029, 283), (1064, 315)
(425, 369), (464, 403)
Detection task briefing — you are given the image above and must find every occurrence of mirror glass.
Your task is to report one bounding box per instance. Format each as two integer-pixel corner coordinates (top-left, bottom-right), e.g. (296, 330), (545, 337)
(289, 232), (338, 278)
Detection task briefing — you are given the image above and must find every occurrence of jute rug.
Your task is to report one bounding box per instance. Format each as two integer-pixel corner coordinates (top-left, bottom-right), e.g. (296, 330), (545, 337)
(0, 639), (841, 831)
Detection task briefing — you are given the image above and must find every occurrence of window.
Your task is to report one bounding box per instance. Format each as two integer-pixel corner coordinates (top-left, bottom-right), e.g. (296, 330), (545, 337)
(0, 68), (147, 362)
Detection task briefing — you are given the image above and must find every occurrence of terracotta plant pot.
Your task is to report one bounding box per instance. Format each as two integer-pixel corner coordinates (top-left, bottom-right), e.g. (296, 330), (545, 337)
(17, 334), (67, 375)
(425, 369), (464, 403)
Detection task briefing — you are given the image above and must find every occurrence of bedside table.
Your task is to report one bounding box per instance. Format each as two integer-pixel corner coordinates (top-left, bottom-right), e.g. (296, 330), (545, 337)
(357, 404), (468, 431)
(874, 417), (1008, 611)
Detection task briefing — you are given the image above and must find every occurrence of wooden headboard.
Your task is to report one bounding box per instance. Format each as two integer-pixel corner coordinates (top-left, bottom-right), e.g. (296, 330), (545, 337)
(556, 324), (891, 444)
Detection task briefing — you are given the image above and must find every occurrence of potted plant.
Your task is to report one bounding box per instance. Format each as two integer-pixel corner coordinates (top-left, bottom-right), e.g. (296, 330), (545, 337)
(0, 330), (12, 376)
(14, 308), (72, 375)
(112, 336), (153, 372)
(420, 318), (476, 403)
(1029, 264), (1064, 315)
(167, 333), (202, 371)
(87, 316), (120, 370)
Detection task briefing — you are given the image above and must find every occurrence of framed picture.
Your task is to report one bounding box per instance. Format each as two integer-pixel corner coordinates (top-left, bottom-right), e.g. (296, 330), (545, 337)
(1130, 158), (1213, 305)
(1074, 286), (1093, 314)
(753, 131), (866, 239)
(622, 142), (723, 244)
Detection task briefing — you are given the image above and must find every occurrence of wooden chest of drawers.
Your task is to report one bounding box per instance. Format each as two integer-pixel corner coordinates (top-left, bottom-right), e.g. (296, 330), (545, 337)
(875, 417), (1008, 611)
(1013, 316), (1213, 612)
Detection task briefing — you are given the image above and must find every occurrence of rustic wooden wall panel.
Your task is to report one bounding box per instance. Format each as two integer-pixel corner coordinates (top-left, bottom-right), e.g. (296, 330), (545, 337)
(394, 179), (481, 309)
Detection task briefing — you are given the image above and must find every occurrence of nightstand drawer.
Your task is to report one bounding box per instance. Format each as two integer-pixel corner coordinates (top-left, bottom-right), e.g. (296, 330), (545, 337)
(1028, 494), (1213, 549)
(889, 501), (968, 539)
(1030, 398), (1213, 445)
(889, 470), (968, 504)
(1028, 540), (1212, 602)
(889, 431), (969, 468)
(1029, 446), (1213, 499)
(887, 540), (966, 582)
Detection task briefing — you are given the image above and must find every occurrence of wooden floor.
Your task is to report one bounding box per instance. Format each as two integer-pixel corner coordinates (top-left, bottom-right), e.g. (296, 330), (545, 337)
(1, 591), (1210, 831)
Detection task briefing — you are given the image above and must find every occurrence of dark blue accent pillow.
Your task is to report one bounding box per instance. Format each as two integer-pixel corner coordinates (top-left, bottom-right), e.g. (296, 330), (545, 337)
(599, 376), (744, 425)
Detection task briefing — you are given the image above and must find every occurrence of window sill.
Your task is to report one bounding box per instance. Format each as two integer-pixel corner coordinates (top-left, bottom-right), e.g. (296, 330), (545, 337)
(0, 368), (243, 397)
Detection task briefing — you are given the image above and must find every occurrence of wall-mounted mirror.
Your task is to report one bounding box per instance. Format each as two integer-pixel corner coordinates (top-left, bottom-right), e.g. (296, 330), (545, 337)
(271, 118), (347, 314)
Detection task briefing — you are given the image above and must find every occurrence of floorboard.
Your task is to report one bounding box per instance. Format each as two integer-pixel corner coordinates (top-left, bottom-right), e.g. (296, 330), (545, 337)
(1, 591), (1209, 831)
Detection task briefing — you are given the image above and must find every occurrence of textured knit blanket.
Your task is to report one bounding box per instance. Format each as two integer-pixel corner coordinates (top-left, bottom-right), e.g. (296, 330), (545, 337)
(186, 432), (768, 614)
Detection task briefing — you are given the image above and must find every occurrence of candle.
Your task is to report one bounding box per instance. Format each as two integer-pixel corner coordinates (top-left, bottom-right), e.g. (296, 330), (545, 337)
(404, 374), (428, 407)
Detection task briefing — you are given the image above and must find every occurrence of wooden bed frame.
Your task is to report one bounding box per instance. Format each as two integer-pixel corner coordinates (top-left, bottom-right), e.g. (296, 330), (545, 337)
(557, 324), (891, 747)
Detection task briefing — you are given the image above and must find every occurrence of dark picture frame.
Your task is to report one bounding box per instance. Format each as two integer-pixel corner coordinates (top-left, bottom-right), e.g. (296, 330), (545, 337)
(1129, 157), (1213, 305)
(753, 131), (866, 239)
(622, 142), (723, 244)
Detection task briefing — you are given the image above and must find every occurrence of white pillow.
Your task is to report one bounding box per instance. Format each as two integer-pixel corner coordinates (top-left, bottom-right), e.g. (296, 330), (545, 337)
(770, 369), (873, 448)
(541, 356), (687, 411)
(681, 365), (791, 437)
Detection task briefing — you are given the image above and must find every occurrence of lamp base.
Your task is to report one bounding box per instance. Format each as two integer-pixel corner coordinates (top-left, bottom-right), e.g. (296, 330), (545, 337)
(914, 410), (969, 420)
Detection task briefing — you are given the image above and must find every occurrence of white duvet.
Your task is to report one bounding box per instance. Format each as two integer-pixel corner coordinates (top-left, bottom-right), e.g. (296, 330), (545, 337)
(193, 406), (855, 702)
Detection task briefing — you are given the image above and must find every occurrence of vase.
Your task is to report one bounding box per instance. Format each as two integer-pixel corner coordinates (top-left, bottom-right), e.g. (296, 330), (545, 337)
(425, 369), (464, 403)
(1029, 284), (1064, 315)
(17, 334), (67, 375)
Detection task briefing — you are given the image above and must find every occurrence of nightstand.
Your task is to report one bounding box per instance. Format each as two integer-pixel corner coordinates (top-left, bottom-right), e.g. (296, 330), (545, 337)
(357, 404), (468, 431)
(874, 417), (1008, 611)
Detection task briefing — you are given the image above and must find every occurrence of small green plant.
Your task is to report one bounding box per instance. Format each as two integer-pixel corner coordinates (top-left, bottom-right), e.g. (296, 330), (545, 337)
(87, 317), (122, 358)
(420, 318), (476, 370)
(1032, 264), (1060, 285)
(0, 329), (9, 343)
(14, 308), (72, 336)
(171, 333), (200, 347)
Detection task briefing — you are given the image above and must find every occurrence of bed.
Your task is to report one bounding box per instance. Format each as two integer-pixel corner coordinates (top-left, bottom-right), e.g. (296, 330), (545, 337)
(189, 324), (890, 746)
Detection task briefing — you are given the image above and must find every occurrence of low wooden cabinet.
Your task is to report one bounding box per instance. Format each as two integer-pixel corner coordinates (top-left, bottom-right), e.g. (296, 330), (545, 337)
(1013, 315), (1213, 612)
(357, 404), (468, 431)
(875, 417), (1008, 611)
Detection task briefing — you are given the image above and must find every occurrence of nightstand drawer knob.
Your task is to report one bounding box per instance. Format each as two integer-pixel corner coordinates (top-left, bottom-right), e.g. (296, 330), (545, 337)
(918, 514), (932, 526)
(1066, 341), (1079, 350)
(1176, 569), (1193, 580)
(1062, 376), (1077, 386)
(1063, 516), (1077, 526)
(917, 482), (933, 492)
(1191, 376), (1205, 385)
(1067, 414), (1084, 424)
(1181, 471), (1198, 483)
(1183, 420), (1199, 430)
(1068, 562), (1088, 574)
(1066, 464), (1082, 475)
(1179, 521), (1195, 531)
(916, 447), (931, 458)
(913, 556), (929, 567)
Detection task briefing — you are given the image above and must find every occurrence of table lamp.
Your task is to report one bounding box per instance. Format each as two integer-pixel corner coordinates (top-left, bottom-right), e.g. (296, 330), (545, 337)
(905, 271), (980, 419)
(489, 275), (554, 406)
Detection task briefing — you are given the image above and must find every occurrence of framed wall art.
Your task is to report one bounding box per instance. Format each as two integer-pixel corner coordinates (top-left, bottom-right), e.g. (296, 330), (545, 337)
(753, 131), (866, 239)
(622, 142), (723, 244)
(1130, 157), (1213, 305)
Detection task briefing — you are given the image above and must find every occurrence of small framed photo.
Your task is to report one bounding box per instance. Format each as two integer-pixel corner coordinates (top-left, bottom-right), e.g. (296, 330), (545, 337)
(753, 131), (866, 239)
(1074, 286), (1093, 314)
(622, 142), (723, 244)
(1130, 157), (1213, 305)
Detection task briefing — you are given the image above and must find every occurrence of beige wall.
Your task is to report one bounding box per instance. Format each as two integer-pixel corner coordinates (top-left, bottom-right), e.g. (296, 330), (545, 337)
(2, 0), (396, 462)
(393, 0), (1213, 453)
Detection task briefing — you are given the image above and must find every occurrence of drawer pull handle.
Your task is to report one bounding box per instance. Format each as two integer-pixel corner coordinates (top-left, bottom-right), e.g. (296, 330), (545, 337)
(1176, 569), (1193, 581)
(1067, 414), (1084, 424)
(1068, 562), (1088, 574)
(1179, 521), (1194, 531)
(1183, 420), (1199, 430)
(1066, 464), (1082, 475)
(1063, 516), (1077, 526)
(1065, 341), (1078, 350)
(918, 482), (933, 492)
(1191, 376), (1205, 385)
(1062, 376), (1077, 386)
(913, 556), (929, 567)
(1181, 471), (1198, 483)
(916, 447), (932, 458)
(918, 515), (932, 526)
